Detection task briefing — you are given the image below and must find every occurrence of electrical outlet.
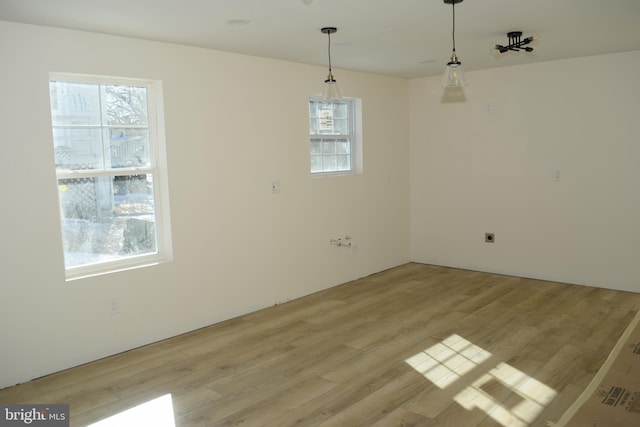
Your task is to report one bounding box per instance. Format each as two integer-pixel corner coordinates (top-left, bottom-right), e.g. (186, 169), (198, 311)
(110, 298), (120, 315)
(271, 179), (280, 194)
(485, 233), (495, 243)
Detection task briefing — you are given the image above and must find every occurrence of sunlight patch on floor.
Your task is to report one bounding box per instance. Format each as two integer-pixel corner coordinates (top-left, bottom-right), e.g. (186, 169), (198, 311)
(454, 362), (557, 426)
(87, 394), (175, 427)
(406, 335), (557, 426)
(405, 334), (491, 389)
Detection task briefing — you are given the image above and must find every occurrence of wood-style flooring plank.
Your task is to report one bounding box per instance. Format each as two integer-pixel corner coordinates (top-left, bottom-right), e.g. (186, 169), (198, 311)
(1, 263), (639, 427)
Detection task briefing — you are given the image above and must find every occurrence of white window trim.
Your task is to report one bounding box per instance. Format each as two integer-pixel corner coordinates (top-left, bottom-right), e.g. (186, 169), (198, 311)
(49, 73), (173, 280)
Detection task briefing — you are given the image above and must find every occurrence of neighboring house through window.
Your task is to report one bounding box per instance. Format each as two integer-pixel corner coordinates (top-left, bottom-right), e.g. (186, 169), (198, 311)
(49, 74), (172, 279)
(309, 97), (362, 175)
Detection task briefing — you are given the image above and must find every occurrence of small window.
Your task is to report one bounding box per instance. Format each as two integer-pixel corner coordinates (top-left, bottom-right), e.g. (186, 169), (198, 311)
(309, 97), (360, 175)
(49, 74), (172, 279)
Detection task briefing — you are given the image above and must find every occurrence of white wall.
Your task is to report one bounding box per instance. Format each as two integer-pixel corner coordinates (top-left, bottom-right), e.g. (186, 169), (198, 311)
(3, 18), (638, 390)
(0, 21), (410, 388)
(410, 50), (640, 292)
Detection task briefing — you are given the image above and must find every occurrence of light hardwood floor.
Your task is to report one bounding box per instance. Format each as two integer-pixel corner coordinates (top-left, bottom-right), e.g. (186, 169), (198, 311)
(2, 263), (640, 426)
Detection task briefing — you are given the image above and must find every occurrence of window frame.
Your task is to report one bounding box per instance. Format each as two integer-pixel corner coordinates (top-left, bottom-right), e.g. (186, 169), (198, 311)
(49, 73), (172, 280)
(309, 96), (362, 176)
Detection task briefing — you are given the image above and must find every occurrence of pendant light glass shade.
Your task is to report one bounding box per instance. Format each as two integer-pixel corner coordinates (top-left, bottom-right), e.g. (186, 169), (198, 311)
(321, 27), (342, 100)
(442, 53), (466, 87)
(442, 0), (466, 88)
(322, 75), (341, 100)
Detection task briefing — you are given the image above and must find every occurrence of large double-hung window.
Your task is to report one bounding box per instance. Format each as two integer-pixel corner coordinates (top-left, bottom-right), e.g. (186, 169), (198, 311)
(49, 74), (171, 279)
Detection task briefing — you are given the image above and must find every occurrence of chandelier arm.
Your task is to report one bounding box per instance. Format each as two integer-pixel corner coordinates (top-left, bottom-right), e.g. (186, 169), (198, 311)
(495, 31), (536, 54)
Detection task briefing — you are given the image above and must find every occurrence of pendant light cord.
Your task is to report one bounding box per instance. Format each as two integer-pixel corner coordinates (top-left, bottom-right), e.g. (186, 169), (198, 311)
(451, 2), (456, 53)
(327, 31), (333, 75)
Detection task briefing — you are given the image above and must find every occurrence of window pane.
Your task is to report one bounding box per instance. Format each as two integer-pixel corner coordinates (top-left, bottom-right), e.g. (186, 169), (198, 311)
(322, 140), (336, 154)
(310, 139), (322, 155)
(309, 100), (319, 116)
(53, 128), (103, 170)
(318, 108), (335, 134)
(317, 101), (333, 110)
(336, 140), (350, 154)
(333, 103), (347, 119)
(58, 174), (157, 268)
(323, 155), (337, 172)
(108, 128), (150, 168)
(332, 118), (348, 134)
(309, 116), (318, 134)
(337, 155), (351, 171)
(310, 99), (352, 136)
(311, 155), (323, 173)
(49, 81), (101, 126)
(102, 85), (149, 126)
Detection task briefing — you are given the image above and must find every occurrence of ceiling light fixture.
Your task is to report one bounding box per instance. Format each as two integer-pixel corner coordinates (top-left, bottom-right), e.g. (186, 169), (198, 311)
(494, 31), (538, 53)
(321, 27), (341, 100)
(442, 0), (466, 88)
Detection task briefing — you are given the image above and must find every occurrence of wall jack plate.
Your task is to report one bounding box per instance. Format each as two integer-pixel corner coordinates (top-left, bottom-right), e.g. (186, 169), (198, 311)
(110, 298), (120, 315)
(485, 233), (495, 243)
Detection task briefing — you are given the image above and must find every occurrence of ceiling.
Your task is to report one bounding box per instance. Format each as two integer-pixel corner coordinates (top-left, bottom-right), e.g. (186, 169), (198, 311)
(2, 0), (640, 79)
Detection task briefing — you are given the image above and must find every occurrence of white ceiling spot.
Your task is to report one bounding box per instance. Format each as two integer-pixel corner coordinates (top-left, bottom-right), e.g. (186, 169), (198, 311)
(226, 19), (251, 26)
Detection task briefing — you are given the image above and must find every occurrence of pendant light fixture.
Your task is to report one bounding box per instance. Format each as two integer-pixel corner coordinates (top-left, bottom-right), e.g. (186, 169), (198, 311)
(442, 0), (466, 88)
(321, 27), (341, 100)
